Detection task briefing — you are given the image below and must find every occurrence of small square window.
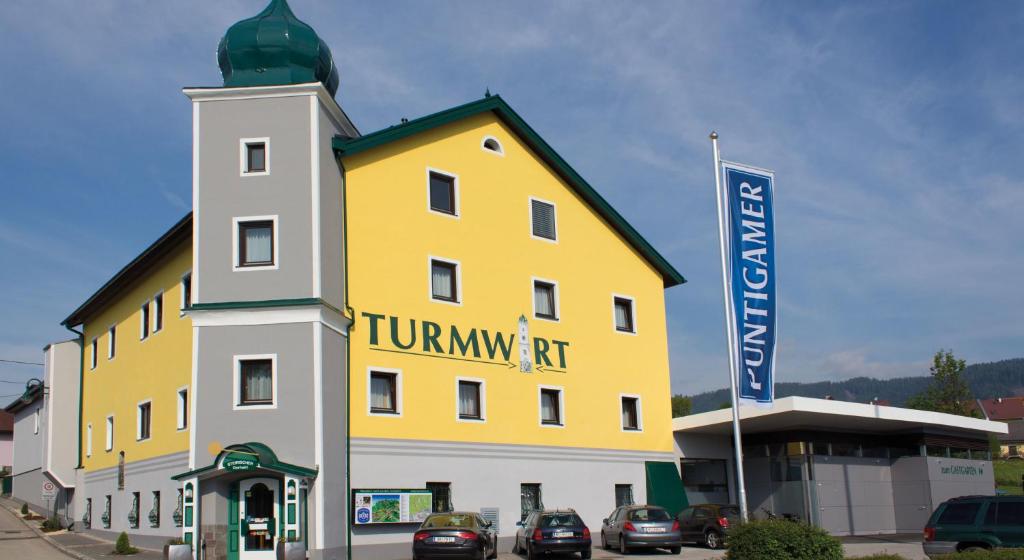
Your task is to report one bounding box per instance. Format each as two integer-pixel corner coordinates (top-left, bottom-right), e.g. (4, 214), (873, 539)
(105, 416), (114, 451)
(137, 402), (152, 440)
(238, 220), (275, 267)
(108, 326), (117, 359)
(177, 388), (189, 430)
(370, 371), (398, 414)
(531, 199), (557, 241)
(614, 297), (635, 333)
(540, 388), (562, 426)
(246, 142), (266, 173)
(429, 171), (457, 215)
(239, 359), (274, 405)
(533, 280), (557, 320)
(140, 301), (150, 340)
(180, 272), (192, 314)
(458, 380), (482, 420)
(621, 396), (640, 431)
(153, 293), (163, 333)
(90, 338), (98, 370)
(430, 259), (459, 303)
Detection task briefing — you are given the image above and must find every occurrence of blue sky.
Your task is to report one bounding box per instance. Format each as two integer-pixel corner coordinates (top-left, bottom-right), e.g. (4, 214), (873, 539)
(1, 1), (1022, 397)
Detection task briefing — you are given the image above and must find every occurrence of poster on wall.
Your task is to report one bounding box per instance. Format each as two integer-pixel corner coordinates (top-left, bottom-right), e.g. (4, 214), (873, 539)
(352, 489), (433, 524)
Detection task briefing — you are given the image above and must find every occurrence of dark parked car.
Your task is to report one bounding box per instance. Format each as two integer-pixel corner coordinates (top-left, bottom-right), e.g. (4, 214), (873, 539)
(413, 512), (498, 560)
(513, 509), (592, 559)
(923, 495), (1024, 557)
(600, 504), (682, 555)
(677, 504), (739, 549)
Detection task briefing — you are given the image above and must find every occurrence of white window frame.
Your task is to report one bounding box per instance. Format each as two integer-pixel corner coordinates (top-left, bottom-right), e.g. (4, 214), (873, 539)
(367, 367), (403, 417)
(232, 215), (280, 272)
(105, 415), (114, 451)
(455, 377), (486, 423)
(140, 300), (150, 340)
(529, 196), (558, 243)
(179, 271), (192, 316)
(107, 325), (117, 360)
(481, 135), (504, 156)
(152, 291), (164, 334)
(619, 393), (644, 432)
(90, 338), (98, 370)
(233, 354), (278, 410)
(136, 399), (152, 441)
(538, 385), (565, 428)
(240, 137), (270, 177)
(428, 255), (463, 306)
(425, 167), (460, 219)
(176, 386), (189, 431)
(531, 276), (560, 323)
(612, 293), (638, 335)
(86, 423), (93, 457)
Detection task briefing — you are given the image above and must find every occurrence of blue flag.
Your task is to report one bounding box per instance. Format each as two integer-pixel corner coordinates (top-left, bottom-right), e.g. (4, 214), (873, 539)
(723, 162), (777, 405)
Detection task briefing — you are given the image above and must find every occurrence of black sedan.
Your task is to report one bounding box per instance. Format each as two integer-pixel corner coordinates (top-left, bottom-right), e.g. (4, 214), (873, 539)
(677, 504), (740, 549)
(412, 512), (498, 560)
(513, 509), (592, 559)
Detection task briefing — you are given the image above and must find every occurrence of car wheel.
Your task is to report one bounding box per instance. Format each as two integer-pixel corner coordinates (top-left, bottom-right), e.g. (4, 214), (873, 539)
(962, 546), (989, 552)
(670, 546), (681, 555)
(581, 549), (592, 559)
(705, 529), (721, 549)
(488, 540), (498, 560)
(512, 537), (520, 554)
(527, 543), (536, 560)
(619, 534), (629, 555)
(601, 531), (609, 550)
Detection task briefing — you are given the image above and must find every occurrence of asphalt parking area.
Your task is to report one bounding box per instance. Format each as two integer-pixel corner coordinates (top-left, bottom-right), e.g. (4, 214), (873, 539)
(497, 543), (725, 559)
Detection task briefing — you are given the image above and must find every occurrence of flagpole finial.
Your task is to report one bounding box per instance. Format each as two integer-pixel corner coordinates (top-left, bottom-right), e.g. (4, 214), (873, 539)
(709, 131), (719, 140)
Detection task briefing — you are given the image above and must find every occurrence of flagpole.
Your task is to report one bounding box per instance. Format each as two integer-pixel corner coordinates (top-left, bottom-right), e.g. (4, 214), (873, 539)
(710, 131), (749, 522)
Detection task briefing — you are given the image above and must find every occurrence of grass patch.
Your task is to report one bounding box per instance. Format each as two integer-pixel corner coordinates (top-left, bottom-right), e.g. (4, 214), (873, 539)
(994, 459), (1024, 495)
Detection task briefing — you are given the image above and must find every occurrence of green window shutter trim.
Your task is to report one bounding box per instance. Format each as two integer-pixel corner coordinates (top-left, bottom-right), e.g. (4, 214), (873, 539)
(644, 461), (688, 517)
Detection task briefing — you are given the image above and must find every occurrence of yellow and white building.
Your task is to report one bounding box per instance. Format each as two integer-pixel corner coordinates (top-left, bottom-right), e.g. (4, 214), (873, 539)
(46, 1), (687, 559)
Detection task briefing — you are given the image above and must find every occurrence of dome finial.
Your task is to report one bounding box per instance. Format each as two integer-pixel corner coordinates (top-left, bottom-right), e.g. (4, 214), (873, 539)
(218, 0), (340, 96)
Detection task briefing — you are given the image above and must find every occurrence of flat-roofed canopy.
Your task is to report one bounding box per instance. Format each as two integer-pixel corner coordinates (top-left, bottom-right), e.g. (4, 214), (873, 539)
(674, 396), (1006, 437)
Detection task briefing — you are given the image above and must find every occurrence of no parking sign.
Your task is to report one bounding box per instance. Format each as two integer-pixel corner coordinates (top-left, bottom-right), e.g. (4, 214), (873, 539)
(41, 481), (58, 499)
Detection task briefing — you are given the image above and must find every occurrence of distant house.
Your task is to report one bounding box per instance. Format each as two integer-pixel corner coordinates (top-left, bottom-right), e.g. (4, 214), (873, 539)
(0, 411), (12, 484)
(976, 397), (1024, 458)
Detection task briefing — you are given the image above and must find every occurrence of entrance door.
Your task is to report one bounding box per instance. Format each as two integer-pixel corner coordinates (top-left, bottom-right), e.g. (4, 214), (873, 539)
(239, 478), (280, 560)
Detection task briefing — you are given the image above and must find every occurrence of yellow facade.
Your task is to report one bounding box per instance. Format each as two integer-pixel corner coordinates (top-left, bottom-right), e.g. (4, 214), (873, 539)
(345, 112), (675, 453)
(80, 243), (193, 470)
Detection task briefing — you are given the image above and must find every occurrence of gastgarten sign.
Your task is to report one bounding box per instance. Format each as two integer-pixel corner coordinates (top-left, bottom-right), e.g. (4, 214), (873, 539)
(222, 452), (259, 472)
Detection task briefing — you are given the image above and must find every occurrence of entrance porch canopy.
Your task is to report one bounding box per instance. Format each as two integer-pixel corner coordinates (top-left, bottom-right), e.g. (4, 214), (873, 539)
(172, 442), (318, 481)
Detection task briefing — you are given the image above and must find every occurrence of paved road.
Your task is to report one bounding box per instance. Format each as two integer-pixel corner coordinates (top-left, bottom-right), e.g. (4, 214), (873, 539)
(0, 502), (70, 560)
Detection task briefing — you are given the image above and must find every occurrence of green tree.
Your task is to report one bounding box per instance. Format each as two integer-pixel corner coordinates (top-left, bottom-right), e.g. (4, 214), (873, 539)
(671, 394), (692, 417)
(906, 349), (975, 416)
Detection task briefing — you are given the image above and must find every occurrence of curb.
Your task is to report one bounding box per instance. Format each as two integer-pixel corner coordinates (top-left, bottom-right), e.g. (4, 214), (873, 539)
(0, 499), (90, 560)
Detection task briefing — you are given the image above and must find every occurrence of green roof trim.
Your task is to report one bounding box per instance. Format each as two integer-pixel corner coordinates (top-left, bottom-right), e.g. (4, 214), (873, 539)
(172, 442), (318, 481)
(189, 298), (342, 315)
(332, 95), (686, 288)
(62, 213), (192, 328)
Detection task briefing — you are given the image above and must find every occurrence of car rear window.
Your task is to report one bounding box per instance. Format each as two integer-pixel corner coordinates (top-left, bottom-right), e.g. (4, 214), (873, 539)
(628, 508), (671, 521)
(937, 502), (981, 525)
(541, 513), (582, 527)
(719, 506), (741, 520)
(422, 514), (478, 528)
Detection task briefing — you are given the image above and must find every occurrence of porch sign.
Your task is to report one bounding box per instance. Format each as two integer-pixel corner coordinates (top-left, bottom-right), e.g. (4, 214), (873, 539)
(722, 161), (777, 406)
(223, 451), (259, 472)
(352, 489), (432, 524)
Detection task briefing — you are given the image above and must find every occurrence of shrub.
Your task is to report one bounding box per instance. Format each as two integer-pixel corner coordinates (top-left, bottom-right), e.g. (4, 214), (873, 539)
(113, 532), (139, 555)
(725, 519), (843, 560)
(20, 503), (28, 515)
(41, 515), (63, 532)
(936, 550), (1024, 560)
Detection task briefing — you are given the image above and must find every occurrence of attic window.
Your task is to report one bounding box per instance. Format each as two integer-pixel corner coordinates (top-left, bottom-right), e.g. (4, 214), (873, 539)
(481, 136), (503, 155)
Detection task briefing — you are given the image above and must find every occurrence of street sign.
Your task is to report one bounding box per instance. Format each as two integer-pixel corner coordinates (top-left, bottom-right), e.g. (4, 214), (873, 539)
(41, 480), (58, 499)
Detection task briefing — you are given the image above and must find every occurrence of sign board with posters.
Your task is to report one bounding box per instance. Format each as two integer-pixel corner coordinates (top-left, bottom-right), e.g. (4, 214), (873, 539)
(352, 489), (433, 524)
(41, 480), (58, 499)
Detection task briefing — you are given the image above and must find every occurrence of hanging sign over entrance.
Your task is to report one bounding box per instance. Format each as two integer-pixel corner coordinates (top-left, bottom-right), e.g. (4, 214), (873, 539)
(223, 451), (259, 472)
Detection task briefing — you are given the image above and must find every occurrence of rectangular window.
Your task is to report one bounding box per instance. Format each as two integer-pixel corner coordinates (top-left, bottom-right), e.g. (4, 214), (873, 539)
(530, 198), (557, 241)
(428, 171), (457, 215)
(180, 272), (192, 314)
(938, 502), (981, 525)
(238, 359), (274, 406)
(238, 220), (275, 267)
(130, 492), (140, 528)
(621, 396), (641, 431)
(140, 301), (150, 340)
(153, 293), (163, 333)
(151, 492), (161, 528)
(244, 141), (267, 174)
(681, 459), (730, 505)
(533, 279), (558, 320)
(177, 388), (189, 430)
(457, 380), (483, 420)
(521, 483), (542, 520)
(614, 296), (635, 333)
(108, 326), (117, 359)
(137, 401), (151, 441)
(615, 484), (634, 507)
(427, 482), (452, 513)
(86, 423), (93, 457)
(369, 371), (399, 415)
(430, 259), (459, 303)
(34, 408), (40, 434)
(540, 387), (563, 426)
(105, 415), (114, 451)
(103, 495), (112, 528)
(90, 338), (98, 369)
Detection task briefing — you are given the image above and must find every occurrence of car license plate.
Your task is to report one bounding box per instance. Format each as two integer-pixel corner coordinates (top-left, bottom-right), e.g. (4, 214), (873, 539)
(432, 537), (456, 543)
(553, 531), (573, 538)
(644, 527), (666, 533)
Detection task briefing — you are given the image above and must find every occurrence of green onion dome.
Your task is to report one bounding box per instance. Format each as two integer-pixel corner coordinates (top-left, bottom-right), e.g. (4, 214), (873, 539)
(217, 0), (339, 96)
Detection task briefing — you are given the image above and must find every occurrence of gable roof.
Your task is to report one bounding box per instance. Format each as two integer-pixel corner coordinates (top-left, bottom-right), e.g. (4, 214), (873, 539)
(977, 397), (1024, 421)
(332, 95), (686, 288)
(62, 213), (193, 328)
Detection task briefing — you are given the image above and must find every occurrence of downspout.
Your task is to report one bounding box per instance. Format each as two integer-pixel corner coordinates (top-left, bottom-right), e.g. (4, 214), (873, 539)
(63, 323), (85, 471)
(339, 156), (355, 560)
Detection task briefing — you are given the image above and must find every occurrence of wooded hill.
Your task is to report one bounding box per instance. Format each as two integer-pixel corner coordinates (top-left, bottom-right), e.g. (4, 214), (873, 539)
(685, 358), (1024, 414)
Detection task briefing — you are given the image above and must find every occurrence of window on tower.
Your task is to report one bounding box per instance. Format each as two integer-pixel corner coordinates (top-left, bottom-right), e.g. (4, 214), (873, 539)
(244, 141), (267, 174)
(236, 219), (276, 268)
(430, 258), (460, 303)
(428, 170), (457, 216)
